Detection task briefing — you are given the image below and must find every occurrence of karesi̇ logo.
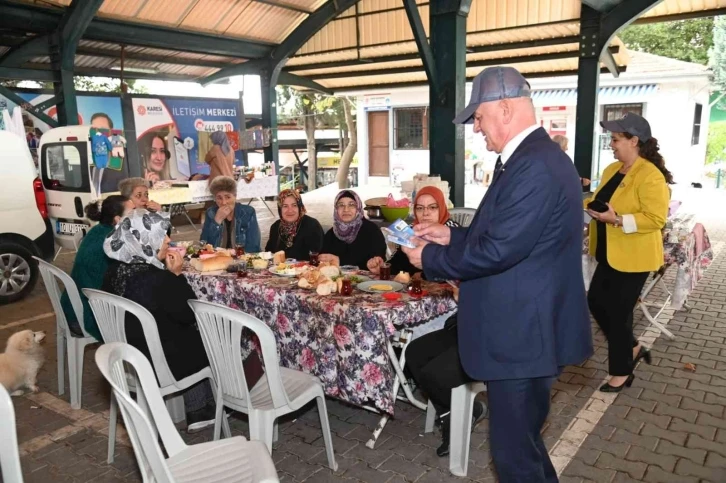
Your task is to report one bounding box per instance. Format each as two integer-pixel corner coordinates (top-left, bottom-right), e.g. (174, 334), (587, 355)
(137, 105), (147, 116)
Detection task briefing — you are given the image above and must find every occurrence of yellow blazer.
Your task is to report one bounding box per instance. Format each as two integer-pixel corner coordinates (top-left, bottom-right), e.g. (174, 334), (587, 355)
(584, 157), (670, 273)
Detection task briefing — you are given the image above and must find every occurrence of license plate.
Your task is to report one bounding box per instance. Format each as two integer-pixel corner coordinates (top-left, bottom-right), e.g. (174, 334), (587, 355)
(56, 221), (87, 236)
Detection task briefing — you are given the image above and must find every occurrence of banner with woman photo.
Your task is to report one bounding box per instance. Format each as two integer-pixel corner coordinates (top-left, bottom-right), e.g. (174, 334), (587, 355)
(131, 97), (243, 182)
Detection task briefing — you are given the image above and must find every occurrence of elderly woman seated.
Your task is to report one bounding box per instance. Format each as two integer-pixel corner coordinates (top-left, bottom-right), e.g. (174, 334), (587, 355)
(320, 190), (387, 270)
(265, 189), (324, 261)
(200, 176), (261, 252)
(102, 209), (215, 432)
(118, 177), (162, 212)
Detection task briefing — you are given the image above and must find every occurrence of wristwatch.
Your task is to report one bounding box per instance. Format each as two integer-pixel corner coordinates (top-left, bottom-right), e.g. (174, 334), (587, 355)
(613, 214), (623, 227)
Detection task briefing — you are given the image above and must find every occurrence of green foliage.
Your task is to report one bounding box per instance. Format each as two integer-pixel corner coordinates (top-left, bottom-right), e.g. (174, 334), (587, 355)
(619, 18), (714, 65)
(706, 121), (726, 165)
(710, 16), (726, 93)
(276, 86), (353, 128)
(74, 77), (148, 94)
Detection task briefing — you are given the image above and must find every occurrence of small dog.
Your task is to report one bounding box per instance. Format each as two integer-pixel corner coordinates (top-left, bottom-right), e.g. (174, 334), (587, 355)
(691, 182), (703, 188)
(0, 330), (46, 396)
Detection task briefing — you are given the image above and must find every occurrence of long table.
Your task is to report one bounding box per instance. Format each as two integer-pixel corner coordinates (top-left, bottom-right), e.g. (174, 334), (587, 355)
(184, 268), (456, 415)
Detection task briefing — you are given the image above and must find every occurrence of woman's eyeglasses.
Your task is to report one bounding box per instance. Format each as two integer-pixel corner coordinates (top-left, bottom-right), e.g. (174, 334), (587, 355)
(336, 203), (357, 210)
(414, 204), (439, 214)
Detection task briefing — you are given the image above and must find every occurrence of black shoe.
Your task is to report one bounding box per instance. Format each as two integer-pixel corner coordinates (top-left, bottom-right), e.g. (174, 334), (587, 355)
(599, 374), (635, 393)
(634, 346), (652, 365)
(472, 401), (486, 429)
(437, 415), (450, 457)
(186, 403), (216, 434)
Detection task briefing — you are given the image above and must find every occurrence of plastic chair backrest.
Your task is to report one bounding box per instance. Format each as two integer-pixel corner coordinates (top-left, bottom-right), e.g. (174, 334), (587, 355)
(95, 343), (186, 482)
(84, 289), (177, 389)
(449, 207), (476, 228)
(72, 228), (86, 251)
(33, 257), (93, 339)
(0, 384), (23, 483)
(188, 300), (290, 410)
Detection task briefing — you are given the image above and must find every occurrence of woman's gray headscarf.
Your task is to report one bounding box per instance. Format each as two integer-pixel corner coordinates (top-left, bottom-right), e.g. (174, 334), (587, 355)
(210, 130), (232, 155)
(103, 209), (171, 269)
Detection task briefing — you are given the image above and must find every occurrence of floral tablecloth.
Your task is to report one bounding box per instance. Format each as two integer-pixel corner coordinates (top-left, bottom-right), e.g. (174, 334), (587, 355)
(184, 269), (456, 414)
(583, 213), (713, 309)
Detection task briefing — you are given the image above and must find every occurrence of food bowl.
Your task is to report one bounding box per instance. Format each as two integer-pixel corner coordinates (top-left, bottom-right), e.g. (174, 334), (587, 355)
(380, 205), (410, 222)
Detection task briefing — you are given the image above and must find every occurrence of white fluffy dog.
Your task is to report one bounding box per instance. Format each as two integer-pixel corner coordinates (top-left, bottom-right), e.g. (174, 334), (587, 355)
(0, 330), (46, 395)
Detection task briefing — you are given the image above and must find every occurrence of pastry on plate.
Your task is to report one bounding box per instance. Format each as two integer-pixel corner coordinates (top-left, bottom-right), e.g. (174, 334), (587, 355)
(393, 271), (411, 284)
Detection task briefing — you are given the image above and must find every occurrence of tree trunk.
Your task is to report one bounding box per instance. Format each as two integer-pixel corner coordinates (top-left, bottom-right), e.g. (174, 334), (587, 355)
(303, 100), (317, 191)
(336, 98), (357, 189)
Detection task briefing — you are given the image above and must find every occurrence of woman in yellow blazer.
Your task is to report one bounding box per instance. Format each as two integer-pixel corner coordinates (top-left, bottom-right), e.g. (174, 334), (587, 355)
(585, 113), (672, 393)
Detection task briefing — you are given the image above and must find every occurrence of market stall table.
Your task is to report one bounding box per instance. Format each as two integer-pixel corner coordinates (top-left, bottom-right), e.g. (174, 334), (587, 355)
(184, 266), (456, 445)
(583, 213), (713, 339)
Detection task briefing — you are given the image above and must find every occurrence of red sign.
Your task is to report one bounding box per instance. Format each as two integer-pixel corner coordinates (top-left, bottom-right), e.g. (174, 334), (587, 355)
(543, 106), (567, 112)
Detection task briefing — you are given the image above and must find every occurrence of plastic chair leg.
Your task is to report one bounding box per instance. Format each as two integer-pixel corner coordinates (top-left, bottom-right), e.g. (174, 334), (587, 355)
(107, 395), (117, 464)
(249, 411), (276, 455)
(424, 399), (436, 434)
(57, 331), (65, 396)
(67, 338), (82, 409)
(316, 395), (338, 471)
(449, 382), (485, 477)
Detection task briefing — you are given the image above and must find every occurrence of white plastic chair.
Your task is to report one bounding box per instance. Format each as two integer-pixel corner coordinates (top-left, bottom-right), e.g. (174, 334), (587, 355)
(95, 342), (279, 483)
(83, 289), (230, 464)
(33, 257), (97, 410)
(0, 384), (23, 483)
(72, 228), (87, 251)
(424, 381), (487, 477)
(188, 299), (338, 470)
(449, 208), (476, 228)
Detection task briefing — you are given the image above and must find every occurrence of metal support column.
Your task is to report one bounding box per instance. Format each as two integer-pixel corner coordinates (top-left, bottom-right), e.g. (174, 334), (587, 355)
(428, 0), (471, 207)
(260, 62), (282, 190)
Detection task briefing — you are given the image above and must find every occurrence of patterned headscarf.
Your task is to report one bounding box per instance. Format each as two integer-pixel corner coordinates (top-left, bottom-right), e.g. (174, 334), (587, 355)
(332, 190), (363, 244)
(210, 130), (232, 155)
(277, 189), (306, 249)
(413, 186), (451, 225)
(103, 209), (172, 270)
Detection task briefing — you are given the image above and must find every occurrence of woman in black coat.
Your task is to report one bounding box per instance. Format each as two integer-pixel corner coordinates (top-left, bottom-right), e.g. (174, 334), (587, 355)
(265, 189), (324, 260)
(102, 209), (214, 432)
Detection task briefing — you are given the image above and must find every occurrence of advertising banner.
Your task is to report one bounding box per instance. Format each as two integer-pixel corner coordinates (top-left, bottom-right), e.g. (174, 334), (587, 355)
(131, 97), (243, 182)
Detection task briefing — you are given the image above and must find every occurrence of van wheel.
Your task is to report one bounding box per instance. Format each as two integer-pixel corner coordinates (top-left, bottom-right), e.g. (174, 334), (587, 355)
(0, 243), (39, 305)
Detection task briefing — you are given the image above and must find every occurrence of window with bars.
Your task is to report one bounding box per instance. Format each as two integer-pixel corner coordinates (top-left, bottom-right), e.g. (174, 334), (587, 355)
(602, 103), (643, 124)
(692, 103), (703, 145)
(394, 107), (428, 149)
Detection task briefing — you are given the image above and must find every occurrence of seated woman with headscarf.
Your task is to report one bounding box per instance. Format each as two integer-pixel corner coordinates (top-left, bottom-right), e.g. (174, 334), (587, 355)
(265, 189), (324, 260)
(118, 177), (162, 212)
(319, 190), (387, 270)
(367, 186), (459, 278)
(200, 176), (261, 252)
(60, 195), (133, 340)
(102, 210), (215, 432)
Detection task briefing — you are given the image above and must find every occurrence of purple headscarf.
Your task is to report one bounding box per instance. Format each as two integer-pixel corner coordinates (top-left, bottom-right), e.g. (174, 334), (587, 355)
(332, 190), (363, 244)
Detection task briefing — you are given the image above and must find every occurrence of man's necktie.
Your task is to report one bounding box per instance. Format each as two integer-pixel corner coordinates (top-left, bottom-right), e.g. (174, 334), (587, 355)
(492, 156), (503, 182)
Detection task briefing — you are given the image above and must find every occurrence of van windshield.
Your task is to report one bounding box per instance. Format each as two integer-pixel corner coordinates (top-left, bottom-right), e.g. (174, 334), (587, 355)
(41, 142), (89, 192)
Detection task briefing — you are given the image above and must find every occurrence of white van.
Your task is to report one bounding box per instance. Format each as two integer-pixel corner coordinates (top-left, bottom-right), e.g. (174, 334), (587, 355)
(0, 131), (54, 304)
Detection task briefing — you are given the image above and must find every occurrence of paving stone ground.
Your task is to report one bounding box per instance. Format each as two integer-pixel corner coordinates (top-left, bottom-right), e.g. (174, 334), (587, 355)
(1, 185), (725, 482)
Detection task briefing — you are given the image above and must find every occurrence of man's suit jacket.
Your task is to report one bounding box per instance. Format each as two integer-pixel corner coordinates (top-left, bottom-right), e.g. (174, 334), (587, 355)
(422, 127), (593, 381)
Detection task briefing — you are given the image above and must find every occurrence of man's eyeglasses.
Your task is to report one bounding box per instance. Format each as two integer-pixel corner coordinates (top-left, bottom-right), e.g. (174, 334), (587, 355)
(414, 204), (439, 214)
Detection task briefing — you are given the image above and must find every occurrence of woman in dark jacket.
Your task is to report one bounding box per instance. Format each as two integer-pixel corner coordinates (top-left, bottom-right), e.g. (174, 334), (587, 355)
(320, 190), (387, 270)
(265, 189), (324, 261)
(102, 209), (214, 432)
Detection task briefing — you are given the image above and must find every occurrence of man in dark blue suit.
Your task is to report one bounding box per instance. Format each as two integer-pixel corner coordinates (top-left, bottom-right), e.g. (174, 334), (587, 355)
(403, 66), (592, 482)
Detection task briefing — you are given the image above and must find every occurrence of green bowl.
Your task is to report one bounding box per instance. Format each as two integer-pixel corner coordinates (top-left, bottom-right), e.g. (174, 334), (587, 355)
(380, 205), (410, 222)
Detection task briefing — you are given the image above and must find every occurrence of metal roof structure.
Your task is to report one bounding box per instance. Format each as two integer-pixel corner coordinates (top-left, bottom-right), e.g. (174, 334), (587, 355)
(0, 0), (724, 91)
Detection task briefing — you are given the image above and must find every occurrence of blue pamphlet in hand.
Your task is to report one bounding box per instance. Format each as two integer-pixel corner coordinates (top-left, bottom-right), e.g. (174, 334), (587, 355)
(382, 218), (417, 248)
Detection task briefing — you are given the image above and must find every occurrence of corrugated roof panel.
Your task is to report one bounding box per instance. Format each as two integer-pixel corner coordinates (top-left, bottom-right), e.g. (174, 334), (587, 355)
(337, 5), (356, 18)
(181, 0), (252, 32)
(286, 49), (359, 66)
(73, 55), (116, 69)
(279, 0), (327, 10)
(467, 23), (580, 47)
(358, 0), (425, 14)
(135, 0), (199, 25)
(224, 2), (306, 43)
(297, 17), (357, 55)
(291, 58), (422, 76)
(467, 0), (580, 32)
(467, 43), (580, 62)
(531, 85), (658, 105)
(321, 71), (428, 88)
(359, 6), (428, 46)
(98, 0), (146, 18)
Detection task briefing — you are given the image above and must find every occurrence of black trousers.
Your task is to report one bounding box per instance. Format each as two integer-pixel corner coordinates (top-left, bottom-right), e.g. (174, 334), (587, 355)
(405, 318), (471, 415)
(587, 261), (649, 376)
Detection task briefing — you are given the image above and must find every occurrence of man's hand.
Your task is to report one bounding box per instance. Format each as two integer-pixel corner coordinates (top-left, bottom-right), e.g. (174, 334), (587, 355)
(367, 256), (384, 275)
(165, 252), (183, 275)
(146, 200), (162, 212)
(401, 237), (429, 269)
(214, 205), (234, 224)
(413, 222), (451, 246)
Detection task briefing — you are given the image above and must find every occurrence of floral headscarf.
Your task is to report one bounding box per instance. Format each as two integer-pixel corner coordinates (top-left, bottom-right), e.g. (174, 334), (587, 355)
(332, 190), (363, 244)
(103, 209), (171, 269)
(413, 186), (451, 225)
(277, 189), (306, 249)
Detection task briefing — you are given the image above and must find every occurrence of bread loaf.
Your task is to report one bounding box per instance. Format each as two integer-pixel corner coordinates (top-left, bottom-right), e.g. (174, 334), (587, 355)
(191, 255), (234, 272)
(319, 265), (340, 278)
(273, 251), (286, 265)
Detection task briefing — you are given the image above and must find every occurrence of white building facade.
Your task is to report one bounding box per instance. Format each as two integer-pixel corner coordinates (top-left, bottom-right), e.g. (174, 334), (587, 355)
(348, 51), (712, 190)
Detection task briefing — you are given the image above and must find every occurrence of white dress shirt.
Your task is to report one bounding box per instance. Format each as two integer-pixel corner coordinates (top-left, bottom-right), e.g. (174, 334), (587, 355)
(500, 124), (540, 166)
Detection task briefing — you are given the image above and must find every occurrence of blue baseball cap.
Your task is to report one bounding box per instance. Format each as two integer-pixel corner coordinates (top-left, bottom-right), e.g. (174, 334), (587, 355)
(453, 66), (532, 125)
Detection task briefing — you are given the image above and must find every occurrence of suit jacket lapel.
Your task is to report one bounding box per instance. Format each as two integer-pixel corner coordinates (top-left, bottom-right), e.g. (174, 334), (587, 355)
(609, 157), (645, 205)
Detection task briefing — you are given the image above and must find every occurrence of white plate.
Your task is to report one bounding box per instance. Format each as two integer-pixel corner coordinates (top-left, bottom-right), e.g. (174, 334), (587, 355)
(332, 274), (371, 285)
(268, 266), (299, 277)
(357, 280), (405, 293)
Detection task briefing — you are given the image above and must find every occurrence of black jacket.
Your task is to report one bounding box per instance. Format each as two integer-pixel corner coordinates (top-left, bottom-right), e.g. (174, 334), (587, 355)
(322, 218), (387, 270)
(265, 215), (324, 261)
